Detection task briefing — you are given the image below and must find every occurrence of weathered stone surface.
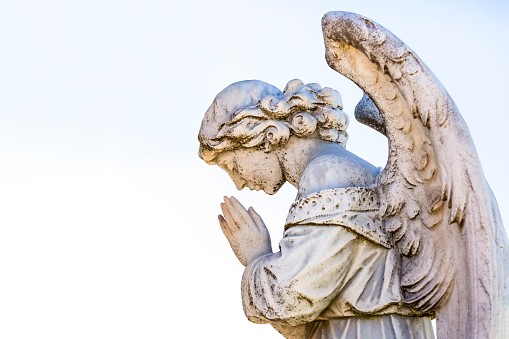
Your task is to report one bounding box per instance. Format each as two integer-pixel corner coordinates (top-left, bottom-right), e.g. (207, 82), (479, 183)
(198, 11), (509, 339)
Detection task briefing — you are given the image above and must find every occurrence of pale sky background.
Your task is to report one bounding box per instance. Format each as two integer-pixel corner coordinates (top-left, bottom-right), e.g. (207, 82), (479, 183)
(0, 1), (508, 338)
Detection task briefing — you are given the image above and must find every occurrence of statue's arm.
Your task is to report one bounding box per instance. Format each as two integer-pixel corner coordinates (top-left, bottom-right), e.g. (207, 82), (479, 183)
(241, 225), (361, 326)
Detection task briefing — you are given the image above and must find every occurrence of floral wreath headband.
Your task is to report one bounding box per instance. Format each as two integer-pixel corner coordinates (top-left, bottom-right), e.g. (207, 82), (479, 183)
(198, 79), (349, 164)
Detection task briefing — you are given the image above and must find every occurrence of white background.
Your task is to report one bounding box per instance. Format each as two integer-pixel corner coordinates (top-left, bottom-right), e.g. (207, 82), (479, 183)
(0, 0), (507, 338)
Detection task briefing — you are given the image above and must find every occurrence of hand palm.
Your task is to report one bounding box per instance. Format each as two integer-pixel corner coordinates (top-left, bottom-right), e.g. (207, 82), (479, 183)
(218, 196), (272, 266)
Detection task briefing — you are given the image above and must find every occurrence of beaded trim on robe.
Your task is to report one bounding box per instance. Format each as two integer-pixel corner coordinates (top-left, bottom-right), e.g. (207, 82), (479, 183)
(285, 186), (393, 248)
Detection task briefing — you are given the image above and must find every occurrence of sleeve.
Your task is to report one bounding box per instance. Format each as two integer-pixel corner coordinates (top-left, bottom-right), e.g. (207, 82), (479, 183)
(241, 225), (363, 326)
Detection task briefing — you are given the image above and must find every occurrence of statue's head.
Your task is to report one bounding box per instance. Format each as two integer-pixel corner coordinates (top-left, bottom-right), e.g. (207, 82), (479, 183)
(198, 79), (349, 194)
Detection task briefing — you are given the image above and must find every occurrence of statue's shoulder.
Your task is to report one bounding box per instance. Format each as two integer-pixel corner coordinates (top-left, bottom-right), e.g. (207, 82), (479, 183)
(298, 153), (378, 197)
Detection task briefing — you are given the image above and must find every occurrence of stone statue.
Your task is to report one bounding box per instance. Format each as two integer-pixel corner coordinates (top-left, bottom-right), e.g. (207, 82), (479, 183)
(198, 11), (509, 339)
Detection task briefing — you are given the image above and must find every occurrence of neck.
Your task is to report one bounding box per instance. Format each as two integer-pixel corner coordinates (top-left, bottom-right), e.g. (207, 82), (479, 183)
(275, 136), (347, 188)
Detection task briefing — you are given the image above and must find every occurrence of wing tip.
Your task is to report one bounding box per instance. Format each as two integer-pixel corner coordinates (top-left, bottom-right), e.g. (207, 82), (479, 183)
(354, 93), (387, 136)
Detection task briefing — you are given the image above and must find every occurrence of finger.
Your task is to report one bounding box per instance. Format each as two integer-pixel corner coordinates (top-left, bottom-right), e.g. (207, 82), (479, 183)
(228, 196), (252, 222)
(220, 202), (235, 227)
(219, 215), (241, 258)
(221, 202), (239, 229)
(218, 214), (233, 237)
(248, 207), (266, 229)
(224, 197), (250, 225)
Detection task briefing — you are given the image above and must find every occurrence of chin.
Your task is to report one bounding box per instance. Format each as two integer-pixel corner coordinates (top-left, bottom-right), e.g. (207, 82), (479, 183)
(263, 183), (284, 195)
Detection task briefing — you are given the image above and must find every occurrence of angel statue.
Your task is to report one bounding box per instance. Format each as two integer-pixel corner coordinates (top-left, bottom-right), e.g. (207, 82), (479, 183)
(197, 11), (509, 339)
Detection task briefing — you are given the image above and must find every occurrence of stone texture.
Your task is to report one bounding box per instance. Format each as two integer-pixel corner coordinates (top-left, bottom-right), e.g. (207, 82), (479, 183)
(198, 11), (509, 339)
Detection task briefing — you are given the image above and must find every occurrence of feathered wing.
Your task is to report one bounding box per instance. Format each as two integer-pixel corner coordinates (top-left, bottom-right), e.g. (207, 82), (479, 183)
(322, 11), (509, 338)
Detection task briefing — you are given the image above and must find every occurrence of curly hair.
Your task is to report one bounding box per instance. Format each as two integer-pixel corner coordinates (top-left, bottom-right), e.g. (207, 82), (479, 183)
(198, 79), (349, 164)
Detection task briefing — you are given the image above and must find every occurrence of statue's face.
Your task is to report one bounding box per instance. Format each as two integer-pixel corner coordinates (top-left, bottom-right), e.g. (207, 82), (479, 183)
(215, 148), (285, 195)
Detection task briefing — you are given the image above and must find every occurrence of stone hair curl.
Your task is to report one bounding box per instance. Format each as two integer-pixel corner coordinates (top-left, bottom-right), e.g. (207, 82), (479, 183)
(198, 79), (349, 164)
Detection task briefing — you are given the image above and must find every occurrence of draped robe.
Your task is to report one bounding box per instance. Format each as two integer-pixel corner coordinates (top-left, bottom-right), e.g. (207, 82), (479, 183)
(241, 187), (435, 338)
